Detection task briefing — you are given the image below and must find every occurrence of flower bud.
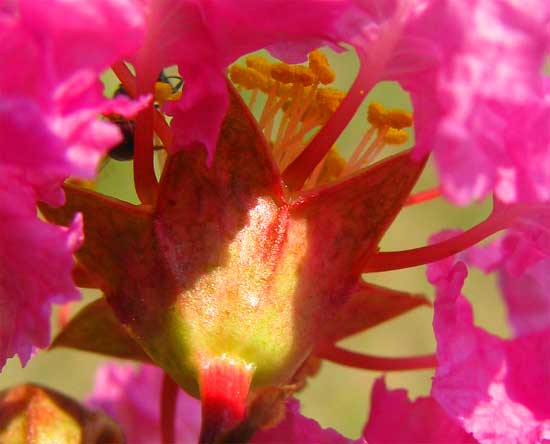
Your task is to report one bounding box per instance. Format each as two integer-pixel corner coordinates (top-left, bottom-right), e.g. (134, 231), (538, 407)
(0, 384), (124, 444)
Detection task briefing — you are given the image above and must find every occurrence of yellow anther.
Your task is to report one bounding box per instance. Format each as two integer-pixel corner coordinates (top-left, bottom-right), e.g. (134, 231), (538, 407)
(154, 82), (176, 105)
(384, 128), (409, 145)
(229, 65), (270, 92)
(385, 109), (413, 129)
(316, 87), (346, 108)
(246, 55), (272, 76)
(367, 102), (387, 128)
(317, 146), (346, 185)
(308, 50), (335, 85)
(271, 63), (316, 86)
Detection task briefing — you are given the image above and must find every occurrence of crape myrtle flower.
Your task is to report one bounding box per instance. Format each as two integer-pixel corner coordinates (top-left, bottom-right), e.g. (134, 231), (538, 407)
(0, 0), (145, 369)
(2, 0), (550, 443)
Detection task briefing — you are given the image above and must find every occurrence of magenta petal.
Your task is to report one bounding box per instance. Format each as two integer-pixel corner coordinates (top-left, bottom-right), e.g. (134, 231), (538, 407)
(88, 363), (201, 444)
(140, 0), (356, 160)
(1, 0), (146, 188)
(467, 223), (550, 336)
(362, 0), (550, 205)
(0, 179), (83, 369)
(363, 378), (477, 444)
(499, 259), (550, 336)
(252, 398), (361, 444)
(429, 258), (550, 444)
(0, 0), (146, 371)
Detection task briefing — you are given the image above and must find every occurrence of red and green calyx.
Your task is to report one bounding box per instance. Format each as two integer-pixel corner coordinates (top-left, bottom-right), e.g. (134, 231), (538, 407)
(42, 60), (440, 442)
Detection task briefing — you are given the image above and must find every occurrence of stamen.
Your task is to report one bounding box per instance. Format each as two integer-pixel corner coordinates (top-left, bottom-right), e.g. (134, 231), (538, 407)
(271, 63), (316, 87)
(367, 102), (387, 129)
(304, 146), (345, 188)
(229, 65), (270, 92)
(230, 49), (411, 191)
(384, 127), (408, 145)
(317, 344), (437, 371)
(245, 55), (272, 76)
(308, 50), (335, 84)
(282, 49), (373, 190)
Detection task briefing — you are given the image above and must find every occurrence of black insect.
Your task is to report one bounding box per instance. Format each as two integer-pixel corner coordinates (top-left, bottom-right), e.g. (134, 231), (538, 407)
(106, 72), (182, 161)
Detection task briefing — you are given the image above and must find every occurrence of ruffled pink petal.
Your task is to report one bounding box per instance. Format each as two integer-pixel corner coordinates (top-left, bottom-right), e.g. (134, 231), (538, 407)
(467, 222), (550, 336)
(252, 398), (361, 444)
(429, 257), (550, 444)
(0, 0), (146, 370)
(137, 0), (357, 161)
(0, 175), (83, 369)
(498, 258), (550, 336)
(424, 0), (549, 205)
(0, 0), (145, 192)
(88, 363), (200, 444)
(347, 0), (549, 205)
(363, 378), (478, 443)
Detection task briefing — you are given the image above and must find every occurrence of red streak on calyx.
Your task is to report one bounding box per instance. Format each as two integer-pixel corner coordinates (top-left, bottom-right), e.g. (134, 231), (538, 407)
(199, 356), (253, 444)
(317, 344), (437, 371)
(161, 373), (178, 444)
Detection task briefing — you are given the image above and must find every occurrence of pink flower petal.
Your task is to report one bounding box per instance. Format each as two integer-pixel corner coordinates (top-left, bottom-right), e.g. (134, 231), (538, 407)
(467, 222), (550, 336)
(348, 0), (549, 205)
(252, 398), (361, 444)
(498, 259), (550, 336)
(0, 175), (83, 369)
(88, 363), (201, 444)
(429, 257), (550, 444)
(136, 0), (357, 161)
(363, 378), (478, 444)
(1, 0), (145, 190)
(0, 0), (146, 369)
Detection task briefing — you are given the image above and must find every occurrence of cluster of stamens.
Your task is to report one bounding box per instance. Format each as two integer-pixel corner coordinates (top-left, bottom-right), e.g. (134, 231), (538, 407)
(229, 51), (413, 189)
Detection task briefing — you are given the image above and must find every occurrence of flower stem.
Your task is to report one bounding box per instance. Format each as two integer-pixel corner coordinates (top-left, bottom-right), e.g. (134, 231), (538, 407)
(282, 49), (372, 190)
(161, 373), (178, 444)
(364, 205), (524, 272)
(405, 187), (441, 206)
(317, 344), (437, 371)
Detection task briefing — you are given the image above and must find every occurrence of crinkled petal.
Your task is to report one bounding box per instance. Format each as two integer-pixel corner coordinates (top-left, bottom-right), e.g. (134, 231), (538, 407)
(88, 363), (200, 444)
(138, 0), (357, 161)
(467, 222), (550, 336)
(252, 398), (361, 444)
(349, 0), (550, 205)
(0, 0), (146, 371)
(429, 257), (550, 444)
(498, 258), (550, 336)
(0, 0), (145, 194)
(363, 378), (478, 443)
(423, 0), (549, 205)
(0, 175), (83, 369)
